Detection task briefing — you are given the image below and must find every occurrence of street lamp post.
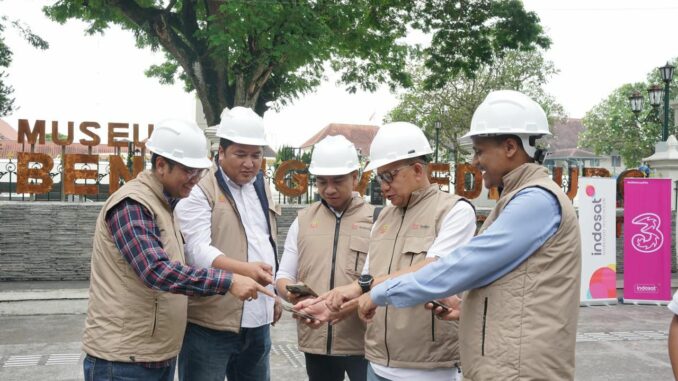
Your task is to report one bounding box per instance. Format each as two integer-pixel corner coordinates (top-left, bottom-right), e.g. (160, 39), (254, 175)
(434, 120), (441, 163)
(628, 85), (663, 120)
(659, 62), (675, 141)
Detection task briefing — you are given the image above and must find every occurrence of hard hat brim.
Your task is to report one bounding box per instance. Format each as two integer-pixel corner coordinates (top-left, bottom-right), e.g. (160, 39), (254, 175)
(364, 149), (432, 172)
(308, 166), (359, 176)
(173, 156), (213, 169)
(216, 135), (268, 147)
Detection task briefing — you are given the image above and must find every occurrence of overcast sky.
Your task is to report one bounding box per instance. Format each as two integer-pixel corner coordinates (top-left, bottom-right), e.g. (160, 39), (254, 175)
(1, 0), (677, 148)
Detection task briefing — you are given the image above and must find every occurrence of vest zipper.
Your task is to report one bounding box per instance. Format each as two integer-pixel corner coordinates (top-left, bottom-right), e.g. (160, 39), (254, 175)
(384, 209), (407, 367)
(481, 297), (488, 356)
(151, 298), (158, 337)
(354, 252), (359, 272)
(326, 215), (342, 355)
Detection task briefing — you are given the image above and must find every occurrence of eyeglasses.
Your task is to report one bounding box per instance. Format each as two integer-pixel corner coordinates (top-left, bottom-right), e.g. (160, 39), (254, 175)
(375, 162), (416, 184)
(176, 162), (208, 181)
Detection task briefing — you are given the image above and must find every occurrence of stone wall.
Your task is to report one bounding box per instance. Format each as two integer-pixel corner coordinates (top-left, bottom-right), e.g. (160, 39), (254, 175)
(0, 202), (98, 281)
(0, 202), (675, 281)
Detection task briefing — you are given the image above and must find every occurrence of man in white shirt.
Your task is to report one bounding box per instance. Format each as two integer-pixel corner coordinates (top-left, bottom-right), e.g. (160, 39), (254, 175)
(298, 122), (476, 381)
(276, 135), (374, 381)
(175, 107), (281, 381)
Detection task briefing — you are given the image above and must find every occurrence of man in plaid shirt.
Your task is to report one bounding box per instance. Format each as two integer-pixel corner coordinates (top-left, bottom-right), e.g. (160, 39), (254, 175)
(81, 119), (273, 381)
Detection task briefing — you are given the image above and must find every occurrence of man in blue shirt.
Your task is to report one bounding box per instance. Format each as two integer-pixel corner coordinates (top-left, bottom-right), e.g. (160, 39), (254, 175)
(357, 90), (582, 380)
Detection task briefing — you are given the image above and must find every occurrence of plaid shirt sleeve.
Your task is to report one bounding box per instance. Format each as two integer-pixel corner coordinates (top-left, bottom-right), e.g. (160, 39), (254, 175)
(105, 198), (233, 296)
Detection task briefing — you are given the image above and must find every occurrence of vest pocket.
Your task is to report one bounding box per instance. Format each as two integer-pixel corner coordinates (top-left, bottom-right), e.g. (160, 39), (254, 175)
(347, 235), (369, 275)
(401, 236), (432, 267)
(481, 297), (488, 356)
(150, 298), (158, 337)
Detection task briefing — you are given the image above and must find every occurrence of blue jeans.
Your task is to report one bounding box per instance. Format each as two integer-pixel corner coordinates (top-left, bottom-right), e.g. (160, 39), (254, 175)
(366, 363), (390, 381)
(83, 354), (175, 381)
(178, 323), (271, 381)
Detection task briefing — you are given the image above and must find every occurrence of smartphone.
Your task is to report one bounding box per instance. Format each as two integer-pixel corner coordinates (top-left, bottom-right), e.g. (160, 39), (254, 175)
(429, 300), (450, 313)
(286, 283), (318, 298)
(279, 298), (316, 321)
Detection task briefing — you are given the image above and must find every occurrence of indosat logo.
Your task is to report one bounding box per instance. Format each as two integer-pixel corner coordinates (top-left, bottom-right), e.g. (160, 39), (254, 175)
(586, 185), (605, 256)
(635, 284), (658, 294)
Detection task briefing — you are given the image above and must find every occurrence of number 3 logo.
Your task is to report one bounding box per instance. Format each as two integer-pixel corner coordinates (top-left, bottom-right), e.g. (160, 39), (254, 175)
(631, 213), (663, 253)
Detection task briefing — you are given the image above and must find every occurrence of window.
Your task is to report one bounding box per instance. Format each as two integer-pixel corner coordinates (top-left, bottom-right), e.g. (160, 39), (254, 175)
(611, 155), (621, 167)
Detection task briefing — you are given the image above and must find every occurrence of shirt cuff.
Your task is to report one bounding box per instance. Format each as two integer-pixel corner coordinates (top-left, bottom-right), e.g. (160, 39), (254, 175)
(212, 268), (233, 295)
(189, 245), (224, 269)
(669, 299), (678, 315)
(274, 272), (296, 283)
(370, 281), (390, 306)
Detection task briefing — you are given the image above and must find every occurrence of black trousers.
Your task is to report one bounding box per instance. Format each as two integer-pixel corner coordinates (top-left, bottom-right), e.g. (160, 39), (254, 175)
(304, 353), (368, 381)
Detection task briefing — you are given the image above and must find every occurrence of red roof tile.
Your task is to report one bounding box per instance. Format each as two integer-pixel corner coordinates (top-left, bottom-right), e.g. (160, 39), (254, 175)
(300, 123), (379, 156)
(0, 119), (17, 141)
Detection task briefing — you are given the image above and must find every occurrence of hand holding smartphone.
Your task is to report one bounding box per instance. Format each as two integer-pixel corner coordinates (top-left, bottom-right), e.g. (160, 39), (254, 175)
(285, 283), (319, 298)
(279, 298), (316, 321)
(429, 300), (450, 313)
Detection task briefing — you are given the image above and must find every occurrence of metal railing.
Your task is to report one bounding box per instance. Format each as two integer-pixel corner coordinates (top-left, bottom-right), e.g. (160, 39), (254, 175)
(0, 157), (117, 202)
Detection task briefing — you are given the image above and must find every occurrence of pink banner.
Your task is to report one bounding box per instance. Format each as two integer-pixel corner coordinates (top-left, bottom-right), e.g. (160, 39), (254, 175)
(623, 178), (672, 302)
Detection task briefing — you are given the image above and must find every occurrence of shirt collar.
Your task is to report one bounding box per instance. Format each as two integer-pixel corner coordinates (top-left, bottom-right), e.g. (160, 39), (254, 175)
(218, 166), (257, 189)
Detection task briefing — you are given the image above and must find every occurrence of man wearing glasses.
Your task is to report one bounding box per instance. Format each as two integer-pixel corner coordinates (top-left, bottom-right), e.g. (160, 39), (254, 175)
(298, 122), (476, 381)
(175, 107), (281, 381)
(357, 91), (581, 380)
(82, 120), (271, 381)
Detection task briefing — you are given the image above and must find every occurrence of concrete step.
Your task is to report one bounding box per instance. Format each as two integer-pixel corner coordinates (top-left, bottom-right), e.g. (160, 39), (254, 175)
(0, 281), (89, 316)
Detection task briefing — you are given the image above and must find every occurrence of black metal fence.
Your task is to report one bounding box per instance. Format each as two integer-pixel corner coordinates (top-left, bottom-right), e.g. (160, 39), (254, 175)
(0, 157), (115, 201)
(0, 158), (604, 206)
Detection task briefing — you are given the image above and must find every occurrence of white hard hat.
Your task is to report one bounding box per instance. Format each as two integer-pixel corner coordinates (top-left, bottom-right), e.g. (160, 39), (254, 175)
(364, 122), (432, 171)
(216, 106), (268, 146)
(308, 135), (360, 176)
(145, 119), (212, 169)
(462, 90), (550, 157)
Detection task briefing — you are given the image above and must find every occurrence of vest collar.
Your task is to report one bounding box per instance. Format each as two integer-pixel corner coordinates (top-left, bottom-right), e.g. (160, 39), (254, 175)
(500, 163), (549, 196)
(136, 170), (172, 210)
(320, 192), (365, 217)
(404, 184), (438, 209)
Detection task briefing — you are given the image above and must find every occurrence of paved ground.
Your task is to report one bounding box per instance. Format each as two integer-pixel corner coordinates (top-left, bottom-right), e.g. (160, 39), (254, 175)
(0, 282), (675, 380)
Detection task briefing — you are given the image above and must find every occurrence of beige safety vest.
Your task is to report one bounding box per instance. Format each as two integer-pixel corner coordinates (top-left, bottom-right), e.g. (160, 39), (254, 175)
(460, 163), (581, 381)
(186, 165), (279, 332)
(82, 170), (188, 362)
(365, 184), (466, 369)
(296, 195), (374, 355)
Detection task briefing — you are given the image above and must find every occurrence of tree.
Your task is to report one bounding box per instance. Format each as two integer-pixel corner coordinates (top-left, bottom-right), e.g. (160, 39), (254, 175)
(0, 13), (49, 116)
(580, 57), (678, 167)
(44, 0), (549, 125)
(385, 49), (564, 165)
(273, 145), (310, 170)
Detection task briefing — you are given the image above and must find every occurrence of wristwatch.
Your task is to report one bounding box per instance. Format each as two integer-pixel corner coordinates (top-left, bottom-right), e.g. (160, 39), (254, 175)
(358, 274), (374, 294)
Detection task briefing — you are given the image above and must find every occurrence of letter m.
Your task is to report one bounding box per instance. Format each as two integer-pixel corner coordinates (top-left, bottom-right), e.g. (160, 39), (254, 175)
(17, 119), (46, 145)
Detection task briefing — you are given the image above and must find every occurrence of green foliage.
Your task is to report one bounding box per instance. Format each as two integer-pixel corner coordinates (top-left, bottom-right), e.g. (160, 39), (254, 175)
(0, 14), (49, 116)
(274, 145), (310, 169)
(44, 0), (549, 125)
(274, 145), (295, 168)
(580, 58), (678, 167)
(45, 132), (68, 140)
(385, 49), (564, 165)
